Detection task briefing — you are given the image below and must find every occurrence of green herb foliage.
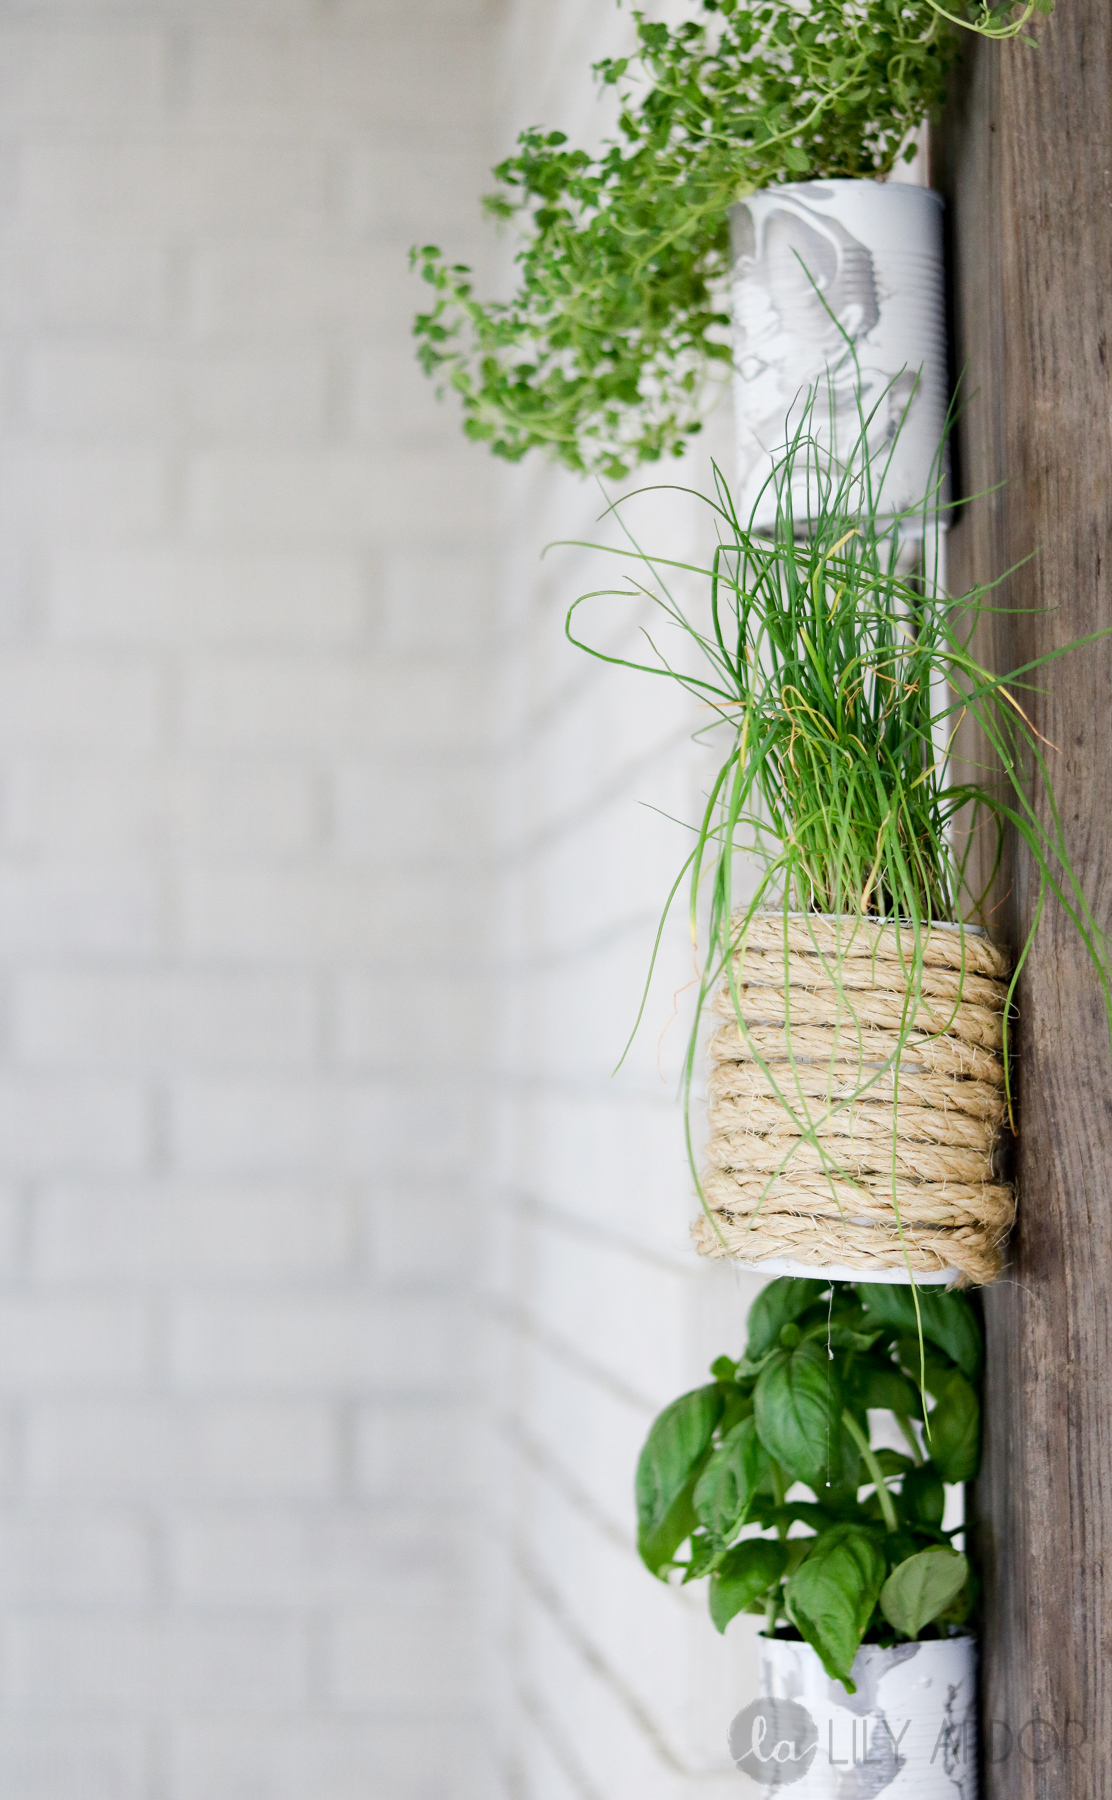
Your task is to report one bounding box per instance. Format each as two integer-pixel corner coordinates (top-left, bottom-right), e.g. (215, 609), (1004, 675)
(413, 0), (1051, 479)
(635, 1277), (979, 1688)
(636, 1383), (723, 1573)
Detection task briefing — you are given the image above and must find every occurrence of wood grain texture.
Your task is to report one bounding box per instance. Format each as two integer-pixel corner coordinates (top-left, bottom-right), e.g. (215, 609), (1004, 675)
(937, 7), (1112, 1793)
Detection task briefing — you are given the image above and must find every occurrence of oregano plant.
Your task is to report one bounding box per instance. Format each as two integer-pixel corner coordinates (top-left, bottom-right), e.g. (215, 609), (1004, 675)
(412, 0), (1053, 480)
(636, 1277), (982, 1690)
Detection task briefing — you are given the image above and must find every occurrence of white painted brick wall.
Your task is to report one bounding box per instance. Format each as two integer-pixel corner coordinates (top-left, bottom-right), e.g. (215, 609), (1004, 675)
(487, 5), (771, 1795)
(0, 4), (787, 1792)
(0, 4), (502, 1797)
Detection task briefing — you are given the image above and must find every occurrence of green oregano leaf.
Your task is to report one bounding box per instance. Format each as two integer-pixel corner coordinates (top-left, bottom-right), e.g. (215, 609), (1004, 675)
(413, 2), (965, 477)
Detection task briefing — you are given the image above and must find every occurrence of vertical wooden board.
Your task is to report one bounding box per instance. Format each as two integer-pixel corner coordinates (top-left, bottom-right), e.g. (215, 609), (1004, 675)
(938, 7), (1112, 1794)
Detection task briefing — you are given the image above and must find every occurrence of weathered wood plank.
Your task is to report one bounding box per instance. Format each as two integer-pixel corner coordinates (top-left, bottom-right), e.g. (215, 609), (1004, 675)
(937, 7), (1112, 1793)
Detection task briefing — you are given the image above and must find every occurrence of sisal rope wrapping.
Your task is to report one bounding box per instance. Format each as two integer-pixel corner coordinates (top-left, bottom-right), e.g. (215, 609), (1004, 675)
(724, 947), (1008, 1012)
(699, 1170), (1015, 1232)
(695, 914), (1015, 1286)
(706, 1020), (1004, 1083)
(708, 1094), (1000, 1152)
(729, 915), (1011, 978)
(709, 979), (1004, 1050)
(707, 1062), (1007, 1125)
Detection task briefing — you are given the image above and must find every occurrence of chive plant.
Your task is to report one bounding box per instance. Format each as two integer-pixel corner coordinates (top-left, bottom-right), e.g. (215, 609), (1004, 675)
(563, 385), (1111, 1238)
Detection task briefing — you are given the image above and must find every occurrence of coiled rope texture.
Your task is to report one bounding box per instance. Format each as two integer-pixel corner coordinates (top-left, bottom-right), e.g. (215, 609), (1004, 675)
(693, 915), (1015, 1286)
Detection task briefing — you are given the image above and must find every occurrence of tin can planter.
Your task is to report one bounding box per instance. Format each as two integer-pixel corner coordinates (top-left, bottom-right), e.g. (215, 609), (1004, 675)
(732, 1632), (978, 1797)
(694, 915), (1014, 1287)
(729, 180), (948, 534)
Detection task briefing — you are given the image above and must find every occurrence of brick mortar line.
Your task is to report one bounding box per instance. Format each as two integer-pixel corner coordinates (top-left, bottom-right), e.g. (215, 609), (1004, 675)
(480, 1296), (657, 1416)
(516, 1677), (609, 1800)
(491, 719), (696, 865)
(495, 1413), (631, 1555)
(514, 1546), (733, 1783)
(484, 907), (691, 975)
(494, 1187), (692, 1275)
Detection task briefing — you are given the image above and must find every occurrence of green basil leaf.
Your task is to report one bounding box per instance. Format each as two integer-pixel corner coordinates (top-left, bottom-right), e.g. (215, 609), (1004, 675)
(720, 1389), (755, 1436)
(860, 1491), (892, 1524)
(635, 1384), (723, 1576)
(880, 1548), (969, 1639)
(901, 1462), (945, 1527)
(746, 1278), (829, 1359)
(874, 1449), (914, 1478)
(683, 1531), (729, 1582)
(848, 1359), (922, 1419)
(747, 1499), (835, 1532)
(927, 1372), (981, 1483)
(786, 1524), (887, 1691)
(734, 1349), (779, 1384)
(858, 1285), (983, 1379)
(936, 1558), (978, 1626)
(796, 1297), (868, 1334)
(822, 1416), (862, 1509)
(896, 1339), (957, 1398)
(795, 1298), (883, 1353)
(694, 1417), (767, 1543)
(710, 1355), (738, 1383)
(710, 1538), (789, 1634)
(883, 1528), (926, 1569)
(785, 1536), (817, 1579)
(817, 1323), (885, 1353)
(858, 1282), (934, 1337)
(754, 1342), (842, 1488)
(639, 1474), (701, 1579)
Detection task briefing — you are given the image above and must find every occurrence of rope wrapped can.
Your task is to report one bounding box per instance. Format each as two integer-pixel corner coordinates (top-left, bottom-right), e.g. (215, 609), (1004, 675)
(693, 914), (1015, 1286)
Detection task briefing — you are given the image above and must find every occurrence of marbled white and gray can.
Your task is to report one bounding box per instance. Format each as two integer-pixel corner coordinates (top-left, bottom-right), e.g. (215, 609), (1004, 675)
(729, 180), (949, 536)
(729, 1633), (977, 1798)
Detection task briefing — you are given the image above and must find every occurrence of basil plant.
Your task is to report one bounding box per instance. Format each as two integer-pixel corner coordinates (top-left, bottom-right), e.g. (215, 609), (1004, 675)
(635, 1278), (981, 1691)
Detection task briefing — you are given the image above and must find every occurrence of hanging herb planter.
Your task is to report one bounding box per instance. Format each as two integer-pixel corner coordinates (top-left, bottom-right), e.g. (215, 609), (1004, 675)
(751, 1632), (977, 1794)
(413, 0), (1067, 1286)
(636, 1276), (983, 1768)
(698, 914), (1013, 1285)
(730, 180), (949, 532)
(411, 1), (1044, 485)
(566, 396), (1110, 1288)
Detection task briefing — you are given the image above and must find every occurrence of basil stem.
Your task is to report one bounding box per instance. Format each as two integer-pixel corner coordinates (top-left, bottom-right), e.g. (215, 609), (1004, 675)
(842, 1410), (899, 1533)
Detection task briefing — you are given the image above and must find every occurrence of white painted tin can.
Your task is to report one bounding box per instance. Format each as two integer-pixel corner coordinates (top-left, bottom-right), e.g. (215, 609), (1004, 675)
(729, 180), (949, 534)
(730, 1632), (978, 1796)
